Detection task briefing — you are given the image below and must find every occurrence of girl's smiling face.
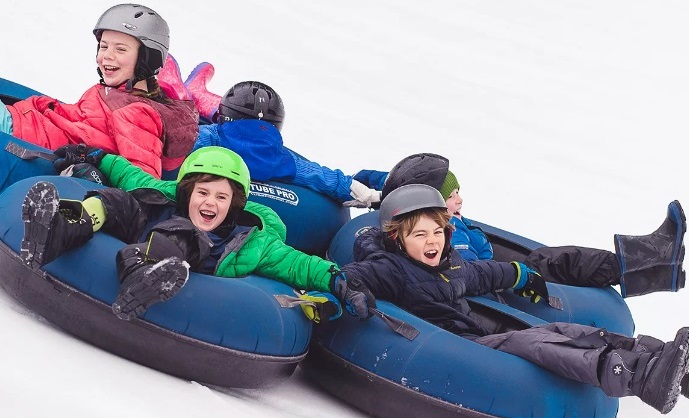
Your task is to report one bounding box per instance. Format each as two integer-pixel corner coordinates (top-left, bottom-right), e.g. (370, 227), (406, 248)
(96, 30), (141, 88)
(401, 214), (446, 266)
(187, 179), (233, 232)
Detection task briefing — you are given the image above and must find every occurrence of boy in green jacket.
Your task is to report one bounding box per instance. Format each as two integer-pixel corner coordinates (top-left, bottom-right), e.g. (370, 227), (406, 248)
(19, 146), (372, 320)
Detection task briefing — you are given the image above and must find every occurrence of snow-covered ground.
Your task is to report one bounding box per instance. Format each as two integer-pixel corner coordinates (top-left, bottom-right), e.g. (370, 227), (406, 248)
(2, 1), (688, 416)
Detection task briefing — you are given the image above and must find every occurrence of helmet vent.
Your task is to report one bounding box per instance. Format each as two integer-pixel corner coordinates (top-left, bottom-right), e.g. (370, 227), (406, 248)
(134, 12), (143, 18)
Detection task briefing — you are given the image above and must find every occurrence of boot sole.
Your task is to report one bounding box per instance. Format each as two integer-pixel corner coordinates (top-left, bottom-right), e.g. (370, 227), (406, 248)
(668, 200), (686, 291)
(643, 327), (689, 413)
(20, 181), (59, 270)
(112, 257), (190, 321)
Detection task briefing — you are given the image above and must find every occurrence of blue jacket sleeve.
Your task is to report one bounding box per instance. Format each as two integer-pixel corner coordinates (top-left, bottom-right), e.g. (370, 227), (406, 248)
(353, 169), (388, 191)
(287, 147), (353, 202)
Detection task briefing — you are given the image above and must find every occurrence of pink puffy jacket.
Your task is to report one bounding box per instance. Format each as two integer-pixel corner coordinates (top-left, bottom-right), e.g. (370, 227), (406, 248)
(8, 84), (199, 178)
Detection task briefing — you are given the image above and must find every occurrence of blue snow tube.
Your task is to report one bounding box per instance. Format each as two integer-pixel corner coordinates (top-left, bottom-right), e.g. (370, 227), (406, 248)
(303, 299), (620, 418)
(0, 133), (56, 193)
(0, 133), (349, 257)
(327, 210), (634, 336)
(0, 77), (43, 103)
(0, 176), (314, 388)
(300, 210), (637, 417)
(247, 180), (350, 257)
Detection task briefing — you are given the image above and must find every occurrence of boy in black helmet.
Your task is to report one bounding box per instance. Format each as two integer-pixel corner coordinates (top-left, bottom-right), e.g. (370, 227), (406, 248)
(159, 62), (381, 208)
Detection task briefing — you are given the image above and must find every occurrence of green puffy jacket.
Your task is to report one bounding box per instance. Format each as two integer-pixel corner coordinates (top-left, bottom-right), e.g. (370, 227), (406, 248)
(98, 154), (335, 292)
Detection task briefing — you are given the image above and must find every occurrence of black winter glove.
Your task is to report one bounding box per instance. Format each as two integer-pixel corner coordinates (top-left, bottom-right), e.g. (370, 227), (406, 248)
(511, 261), (550, 304)
(330, 268), (376, 319)
(62, 163), (110, 186)
(53, 144), (106, 173)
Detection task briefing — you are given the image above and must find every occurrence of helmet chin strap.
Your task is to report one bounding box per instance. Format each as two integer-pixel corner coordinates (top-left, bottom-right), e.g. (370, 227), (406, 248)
(96, 66), (137, 91)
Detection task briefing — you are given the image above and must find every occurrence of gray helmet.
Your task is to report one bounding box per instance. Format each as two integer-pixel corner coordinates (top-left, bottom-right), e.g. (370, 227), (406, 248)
(381, 153), (449, 202)
(217, 81), (285, 131)
(94, 4), (170, 80)
(379, 184), (448, 227)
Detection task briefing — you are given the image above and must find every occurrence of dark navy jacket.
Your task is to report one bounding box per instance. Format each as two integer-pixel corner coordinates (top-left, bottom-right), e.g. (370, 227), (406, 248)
(341, 227), (517, 337)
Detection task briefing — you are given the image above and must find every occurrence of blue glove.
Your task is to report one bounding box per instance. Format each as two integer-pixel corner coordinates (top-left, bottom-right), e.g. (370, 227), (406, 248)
(53, 144), (106, 173)
(511, 261), (549, 304)
(353, 169), (388, 191)
(330, 269), (376, 319)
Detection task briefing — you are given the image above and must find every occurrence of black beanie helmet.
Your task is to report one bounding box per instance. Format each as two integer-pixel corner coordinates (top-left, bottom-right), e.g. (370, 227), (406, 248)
(380, 153), (450, 204)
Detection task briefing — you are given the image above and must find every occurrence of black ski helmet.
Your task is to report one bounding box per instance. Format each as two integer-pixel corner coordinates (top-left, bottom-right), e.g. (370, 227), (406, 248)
(94, 4), (170, 85)
(217, 81), (285, 131)
(381, 153), (449, 202)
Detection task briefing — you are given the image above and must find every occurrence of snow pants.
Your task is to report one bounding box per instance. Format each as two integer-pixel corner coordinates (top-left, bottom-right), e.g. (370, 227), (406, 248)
(524, 245), (621, 288)
(472, 322), (647, 397)
(85, 187), (210, 271)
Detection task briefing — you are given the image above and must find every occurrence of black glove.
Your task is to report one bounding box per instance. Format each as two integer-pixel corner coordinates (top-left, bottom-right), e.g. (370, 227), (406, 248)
(511, 261), (549, 304)
(53, 144), (106, 173)
(63, 163), (110, 186)
(330, 268), (376, 319)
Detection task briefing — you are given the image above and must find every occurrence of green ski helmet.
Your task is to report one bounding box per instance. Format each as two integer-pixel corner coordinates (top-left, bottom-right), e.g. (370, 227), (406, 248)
(177, 146), (251, 196)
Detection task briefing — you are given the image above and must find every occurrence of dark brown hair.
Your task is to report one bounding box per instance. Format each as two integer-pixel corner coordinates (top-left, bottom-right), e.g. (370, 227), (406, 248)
(130, 77), (173, 104)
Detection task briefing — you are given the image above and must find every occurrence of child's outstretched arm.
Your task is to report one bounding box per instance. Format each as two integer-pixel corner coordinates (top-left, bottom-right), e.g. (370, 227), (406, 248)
(287, 148), (381, 207)
(98, 153), (176, 198)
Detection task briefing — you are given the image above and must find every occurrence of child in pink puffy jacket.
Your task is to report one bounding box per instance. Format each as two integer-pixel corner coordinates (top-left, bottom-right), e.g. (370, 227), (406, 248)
(0, 4), (198, 178)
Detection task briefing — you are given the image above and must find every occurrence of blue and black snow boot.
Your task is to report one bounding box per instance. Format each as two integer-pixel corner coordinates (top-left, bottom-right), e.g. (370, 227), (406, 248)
(633, 327), (689, 414)
(615, 200), (686, 297)
(20, 181), (93, 269)
(112, 235), (189, 320)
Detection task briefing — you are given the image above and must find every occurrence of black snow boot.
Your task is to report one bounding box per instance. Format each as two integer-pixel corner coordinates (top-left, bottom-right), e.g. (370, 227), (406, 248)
(632, 335), (689, 400)
(112, 234), (189, 320)
(20, 181), (94, 269)
(615, 200), (686, 297)
(633, 327), (689, 414)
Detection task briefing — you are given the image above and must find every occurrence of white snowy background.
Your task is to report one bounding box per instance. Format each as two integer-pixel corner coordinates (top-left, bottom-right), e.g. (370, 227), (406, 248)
(2, 1), (688, 416)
